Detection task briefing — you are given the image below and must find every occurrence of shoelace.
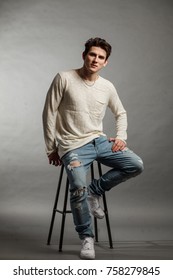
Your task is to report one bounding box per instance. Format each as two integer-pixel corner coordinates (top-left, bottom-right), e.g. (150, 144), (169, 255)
(82, 239), (93, 250)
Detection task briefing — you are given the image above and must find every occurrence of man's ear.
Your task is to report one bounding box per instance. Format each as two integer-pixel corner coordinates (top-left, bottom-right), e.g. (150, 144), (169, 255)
(103, 60), (108, 67)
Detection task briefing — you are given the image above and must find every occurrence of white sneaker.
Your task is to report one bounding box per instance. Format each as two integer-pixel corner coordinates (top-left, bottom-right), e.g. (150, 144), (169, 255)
(80, 237), (95, 259)
(88, 193), (104, 219)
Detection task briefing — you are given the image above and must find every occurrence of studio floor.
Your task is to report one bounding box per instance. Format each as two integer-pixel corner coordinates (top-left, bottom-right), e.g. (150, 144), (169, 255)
(0, 209), (173, 260)
(1, 229), (173, 260)
(1, 239), (173, 260)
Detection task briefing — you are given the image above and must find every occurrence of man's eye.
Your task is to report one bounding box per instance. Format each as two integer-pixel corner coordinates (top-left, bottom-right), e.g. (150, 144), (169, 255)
(99, 56), (105, 60)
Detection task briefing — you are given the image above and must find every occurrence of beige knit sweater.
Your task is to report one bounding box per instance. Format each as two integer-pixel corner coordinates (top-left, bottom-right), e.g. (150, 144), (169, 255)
(42, 69), (127, 157)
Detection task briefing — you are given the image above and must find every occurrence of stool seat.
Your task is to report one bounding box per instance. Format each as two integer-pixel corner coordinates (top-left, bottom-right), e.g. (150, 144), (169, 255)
(47, 161), (113, 251)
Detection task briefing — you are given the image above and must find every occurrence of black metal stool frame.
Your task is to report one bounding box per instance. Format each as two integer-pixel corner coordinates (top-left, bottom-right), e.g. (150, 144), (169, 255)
(47, 161), (113, 251)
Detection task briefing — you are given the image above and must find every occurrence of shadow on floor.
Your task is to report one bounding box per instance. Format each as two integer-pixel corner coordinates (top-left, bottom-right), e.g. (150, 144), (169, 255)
(1, 227), (173, 260)
(0, 213), (173, 260)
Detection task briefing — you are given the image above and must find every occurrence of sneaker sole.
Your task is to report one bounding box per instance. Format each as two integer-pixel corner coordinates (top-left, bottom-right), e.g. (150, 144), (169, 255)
(91, 210), (105, 219)
(80, 252), (95, 260)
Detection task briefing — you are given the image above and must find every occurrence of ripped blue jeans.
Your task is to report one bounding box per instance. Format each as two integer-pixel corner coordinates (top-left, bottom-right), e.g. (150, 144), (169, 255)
(61, 136), (144, 240)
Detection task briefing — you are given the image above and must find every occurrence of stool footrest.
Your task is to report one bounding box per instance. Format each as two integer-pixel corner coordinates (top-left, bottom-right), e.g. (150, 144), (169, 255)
(56, 210), (72, 214)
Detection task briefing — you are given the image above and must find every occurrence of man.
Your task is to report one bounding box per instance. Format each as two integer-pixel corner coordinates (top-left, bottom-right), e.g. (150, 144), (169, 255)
(42, 37), (144, 259)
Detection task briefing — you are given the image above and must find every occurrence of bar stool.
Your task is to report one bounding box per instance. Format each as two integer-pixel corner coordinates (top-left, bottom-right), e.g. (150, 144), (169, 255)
(47, 161), (113, 251)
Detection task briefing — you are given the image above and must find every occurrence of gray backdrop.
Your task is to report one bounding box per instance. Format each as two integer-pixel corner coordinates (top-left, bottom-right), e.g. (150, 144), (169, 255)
(0, 0), (173, 256)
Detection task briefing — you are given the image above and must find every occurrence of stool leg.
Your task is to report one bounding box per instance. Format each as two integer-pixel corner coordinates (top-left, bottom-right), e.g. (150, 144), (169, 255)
(102, 193), (113, 248)
(59, 177), (69, 252)
(94, 217), (98, 242)
(90, 162), (99, 242)
(47, 165), (64, 245)
(97, 162), (113, 249)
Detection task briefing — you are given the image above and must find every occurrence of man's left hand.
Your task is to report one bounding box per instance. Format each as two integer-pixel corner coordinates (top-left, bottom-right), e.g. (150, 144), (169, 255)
(109, 138), (126, 152)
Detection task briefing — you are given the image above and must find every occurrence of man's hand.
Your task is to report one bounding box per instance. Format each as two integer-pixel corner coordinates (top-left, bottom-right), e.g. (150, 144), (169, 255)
(48, 152), (62, 166)
(109, 137), (126, 152)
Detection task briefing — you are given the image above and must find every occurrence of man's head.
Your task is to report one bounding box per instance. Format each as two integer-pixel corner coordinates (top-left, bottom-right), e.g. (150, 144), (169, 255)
(83, 37), (112, 61)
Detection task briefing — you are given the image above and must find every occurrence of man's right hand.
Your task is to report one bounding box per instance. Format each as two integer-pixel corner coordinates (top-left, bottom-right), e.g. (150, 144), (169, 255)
(48, 152), (62, 166)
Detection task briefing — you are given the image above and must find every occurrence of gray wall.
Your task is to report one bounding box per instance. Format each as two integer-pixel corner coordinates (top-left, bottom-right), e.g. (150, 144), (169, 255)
(0, 0), (173, 244)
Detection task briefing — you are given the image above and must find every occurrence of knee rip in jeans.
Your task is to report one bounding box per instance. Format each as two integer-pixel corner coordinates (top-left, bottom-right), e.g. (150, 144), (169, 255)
(71, 186), (87, 197)
(67, 160), (82, 171)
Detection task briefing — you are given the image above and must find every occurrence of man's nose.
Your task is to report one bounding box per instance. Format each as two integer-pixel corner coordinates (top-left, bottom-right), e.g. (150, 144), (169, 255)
(93, 56), (98, 62)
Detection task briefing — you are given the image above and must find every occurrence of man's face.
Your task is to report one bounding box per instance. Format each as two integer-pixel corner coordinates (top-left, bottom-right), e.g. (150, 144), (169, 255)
(83, 46), (108, 74)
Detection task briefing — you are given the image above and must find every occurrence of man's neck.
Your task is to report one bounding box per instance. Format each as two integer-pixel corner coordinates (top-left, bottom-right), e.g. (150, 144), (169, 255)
(78, 67), (98, 82)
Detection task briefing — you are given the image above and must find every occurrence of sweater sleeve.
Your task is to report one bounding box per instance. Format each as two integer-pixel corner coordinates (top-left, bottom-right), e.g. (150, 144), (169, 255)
(108, 84), (128, 142)
(42, 73), (64, 156)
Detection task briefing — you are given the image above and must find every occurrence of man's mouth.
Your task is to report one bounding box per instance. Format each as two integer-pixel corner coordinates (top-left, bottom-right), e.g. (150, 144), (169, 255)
(91, 64), (97, 68)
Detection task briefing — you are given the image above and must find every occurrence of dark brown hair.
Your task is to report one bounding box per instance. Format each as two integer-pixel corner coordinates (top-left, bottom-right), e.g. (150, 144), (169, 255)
(83, 37), (112, 60)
